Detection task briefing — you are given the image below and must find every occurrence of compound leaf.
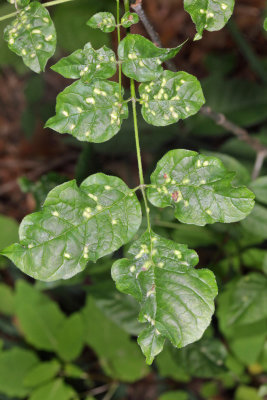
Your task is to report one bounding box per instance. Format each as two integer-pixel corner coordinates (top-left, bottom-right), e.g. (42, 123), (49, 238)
(4, 2), (56, 73)
(147, 149), (254, 226)
(2, 174), (141, 281)
(51, 42), (116, 82)
(112, 231), (217, 364)
(46, 80), (128, 143)
(118, 34), (185, 82)
(121, 12), (139, 28)
(184, 0), (235, 39)
(87, 12), (116, 33)
(139, 71), (205, 126)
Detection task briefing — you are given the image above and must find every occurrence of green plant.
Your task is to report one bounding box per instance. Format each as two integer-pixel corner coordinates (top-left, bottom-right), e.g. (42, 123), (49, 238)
(0, 0), (256, 367)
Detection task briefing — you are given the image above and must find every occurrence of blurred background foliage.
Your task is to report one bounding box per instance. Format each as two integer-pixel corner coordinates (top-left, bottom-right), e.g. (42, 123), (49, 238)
(0, 0), (267, 399)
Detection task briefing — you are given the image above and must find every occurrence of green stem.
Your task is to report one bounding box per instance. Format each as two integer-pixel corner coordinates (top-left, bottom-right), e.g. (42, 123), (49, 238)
(130, 79), (152, 234)
(124, 0), (130, 12)
(0, 0), (73, 22)
(116, 0), (122, 101)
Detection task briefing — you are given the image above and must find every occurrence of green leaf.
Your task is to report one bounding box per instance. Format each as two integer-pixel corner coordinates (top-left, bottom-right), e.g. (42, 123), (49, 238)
(242, 248), (267, 274)
(63, 364), (86, 379)
(15, 280), (65, 351)
(4, 2), (56, 73)
(173, 337), (228, 378)
(121, 12), (139, 28)
(2, 174), (141, 281)
(87, 12), (116, 33)
(235, 385), (262, 400)
(83, 296), (149, 382)
(91, 283), (141, 335)
(184, 0), (235, 39)
(46, 80), (128, 143)
(203, 151), (251, 186)
(147, 149), (255, 226)
(0, 283), (15, 316)
(250, 176), (267, 205)
(139, 70), (205, 126)
(118, 34), (184, 82)
(7, 0), (30, 8)
(29, 378), (76, 400)
(218, 273), (267, 328)
(264, 18), (267, 31)
(228, 321), (267, 365)
(51, 43), (116, 82)
(0, 348), (39, 397)
(56, 313), (84, 361)
(23, 359), (61, 388)
(0, 215), (18, 250)
(112, 231), (217, 364)
(159, 391), (188, 400)
(156, 345), (190, 382)
(241, 204), (267, 239)
(186, 77), (267, 136)
(172, 224), (218, 248)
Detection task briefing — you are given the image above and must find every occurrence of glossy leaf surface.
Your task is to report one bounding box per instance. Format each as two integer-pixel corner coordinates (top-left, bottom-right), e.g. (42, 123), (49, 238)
(184, 0), (235, 39)
(147, 149), (255, 226)
(139, 71), (205, 126)
(112, 231), (217, 364)
(121, 12), (139, 28)
(51, 43), (116, 82)
(4, 2), (56, 73)
(7, 0), (30, 7)
(2, 174), (141, 281)
(87, 12), (116, 33)
(46, 80), (128, 143)
(118, 34), (184, 82)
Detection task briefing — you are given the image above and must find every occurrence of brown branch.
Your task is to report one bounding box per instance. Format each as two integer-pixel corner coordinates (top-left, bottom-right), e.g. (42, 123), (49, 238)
(131, 0), (267, 179)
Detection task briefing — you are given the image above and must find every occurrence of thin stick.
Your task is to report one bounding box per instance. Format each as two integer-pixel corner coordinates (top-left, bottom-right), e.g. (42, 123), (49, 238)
(116, 0), (122, 101)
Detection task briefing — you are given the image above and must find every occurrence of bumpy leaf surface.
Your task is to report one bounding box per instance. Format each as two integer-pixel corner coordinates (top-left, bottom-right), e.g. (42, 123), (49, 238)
(121, 12), (139, 28)
(87, 12), (116, 32)
(118, 34), (184, 82)
(139, 71), (205, 126)
(46, 80), (128, 143)
(147, 149), (255, 226)
(4, 2), (56, 73)
(112, 231), (217, 364)
(2, 174), (141, 281)
(184, 0), (235, 39)
(7, 0), (30, 7)
(51, 43), (117, 82)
